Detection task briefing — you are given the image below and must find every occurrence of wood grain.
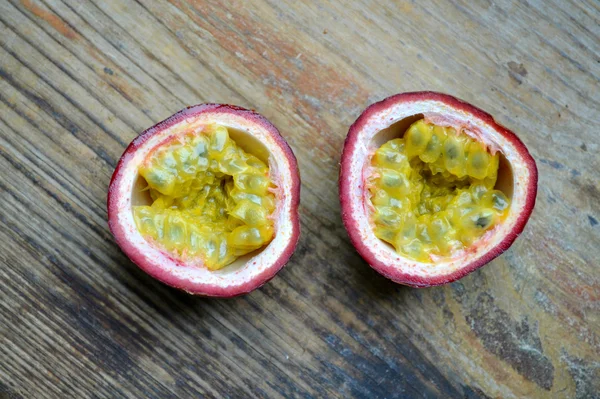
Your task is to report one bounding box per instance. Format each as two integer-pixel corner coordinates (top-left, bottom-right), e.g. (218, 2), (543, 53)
(1, 0), (599, 397)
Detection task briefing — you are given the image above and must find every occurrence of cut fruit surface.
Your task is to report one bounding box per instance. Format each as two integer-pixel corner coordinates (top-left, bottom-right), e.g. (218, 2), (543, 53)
(133, 125), (276, 270)
(368, 120), (510, 263)
(108, 104), (300, 296)
(339, 92), (537, 287)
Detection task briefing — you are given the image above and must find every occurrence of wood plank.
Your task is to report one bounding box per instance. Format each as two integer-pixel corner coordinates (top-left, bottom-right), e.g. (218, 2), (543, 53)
(1, 0), (599, 397)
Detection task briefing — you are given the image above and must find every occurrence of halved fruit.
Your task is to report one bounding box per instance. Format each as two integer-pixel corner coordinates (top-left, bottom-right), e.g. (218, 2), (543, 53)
(339, 92), (537, 287)
(108, 104), (300, 296)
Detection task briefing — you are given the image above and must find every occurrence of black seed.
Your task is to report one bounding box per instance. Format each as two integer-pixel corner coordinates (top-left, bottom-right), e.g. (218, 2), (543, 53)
(410, 133), (422, 145)
(471, 153), (486, 168)
(386, 152), (401, 164)
(492, 193), (508, 210)
(475, 215), (492, 229)
(383, 174), (404, 187)
(446, 144), (458, 158)
(426, 135), (438, 151)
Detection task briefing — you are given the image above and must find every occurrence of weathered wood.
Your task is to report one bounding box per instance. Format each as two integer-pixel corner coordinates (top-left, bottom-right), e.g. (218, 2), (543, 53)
(1, 0), (598, 397)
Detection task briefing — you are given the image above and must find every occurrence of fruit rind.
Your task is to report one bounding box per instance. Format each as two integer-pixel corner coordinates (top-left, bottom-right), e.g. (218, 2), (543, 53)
(339, 92), (538, 287)
(108, 104), (300, 296)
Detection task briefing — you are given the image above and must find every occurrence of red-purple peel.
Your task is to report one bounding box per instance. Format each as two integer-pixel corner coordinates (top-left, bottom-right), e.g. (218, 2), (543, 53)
(108, 104), (300, 296)
(339, 92), (537, 287)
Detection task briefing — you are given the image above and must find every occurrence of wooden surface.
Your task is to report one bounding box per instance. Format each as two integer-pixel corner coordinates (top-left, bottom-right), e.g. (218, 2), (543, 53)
(1, 0), (599, 397)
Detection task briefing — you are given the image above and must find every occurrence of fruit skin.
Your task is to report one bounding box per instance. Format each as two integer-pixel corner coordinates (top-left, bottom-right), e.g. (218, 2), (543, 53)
(339, 92), (538, 287)
(108, 104), (300, 297)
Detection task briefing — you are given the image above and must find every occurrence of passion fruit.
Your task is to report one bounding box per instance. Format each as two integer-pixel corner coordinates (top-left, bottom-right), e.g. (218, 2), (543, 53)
(108, 104), (300, 296)
(339, 92), (537, 287)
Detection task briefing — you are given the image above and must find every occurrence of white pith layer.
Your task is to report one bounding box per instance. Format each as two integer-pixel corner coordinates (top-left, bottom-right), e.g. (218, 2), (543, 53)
(346, 100), (531, 277)
(109, 112), (296, 289)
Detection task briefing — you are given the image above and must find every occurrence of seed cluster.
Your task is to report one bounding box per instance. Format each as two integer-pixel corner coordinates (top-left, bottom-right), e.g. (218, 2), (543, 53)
(369, 120), (510, 262)
(133, 125), (275, 270)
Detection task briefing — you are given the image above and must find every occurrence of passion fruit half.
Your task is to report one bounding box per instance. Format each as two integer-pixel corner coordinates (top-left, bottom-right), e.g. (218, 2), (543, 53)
(108, 104), (300, 296)
(339, 92), (537, 287)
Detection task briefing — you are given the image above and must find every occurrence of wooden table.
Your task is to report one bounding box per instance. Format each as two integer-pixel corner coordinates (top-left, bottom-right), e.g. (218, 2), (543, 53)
(1, 1), (598, 397)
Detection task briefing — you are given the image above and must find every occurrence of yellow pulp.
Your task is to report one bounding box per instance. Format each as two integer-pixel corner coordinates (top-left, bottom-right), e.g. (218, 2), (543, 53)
(133, 125), (276, 270)
(369, 120), (510, 262)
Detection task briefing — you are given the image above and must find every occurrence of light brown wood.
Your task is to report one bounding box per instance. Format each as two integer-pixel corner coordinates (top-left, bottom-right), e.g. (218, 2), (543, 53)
(1, 0), (598, 397)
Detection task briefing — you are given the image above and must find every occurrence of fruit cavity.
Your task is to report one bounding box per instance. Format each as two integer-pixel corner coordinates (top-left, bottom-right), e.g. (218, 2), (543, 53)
(133, 124), (276, 270)
(368, 119), (510, 263)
